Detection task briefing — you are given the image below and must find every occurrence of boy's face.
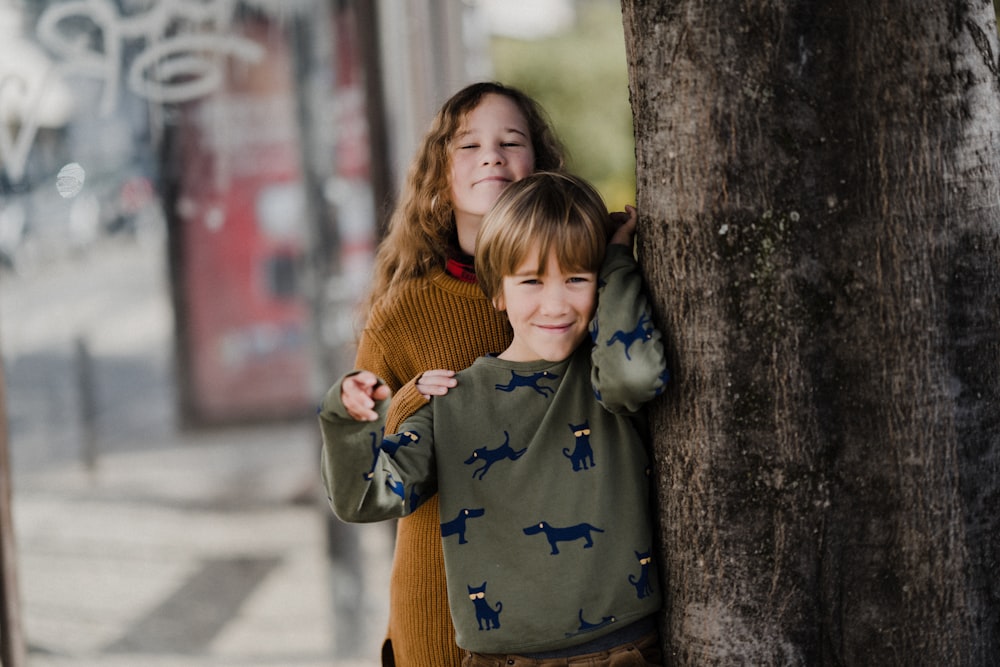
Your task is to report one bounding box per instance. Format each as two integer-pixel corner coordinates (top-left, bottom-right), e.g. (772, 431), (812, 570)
(495, 244), (597, 363)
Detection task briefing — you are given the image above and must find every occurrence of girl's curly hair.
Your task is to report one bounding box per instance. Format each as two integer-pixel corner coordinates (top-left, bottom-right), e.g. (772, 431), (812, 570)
(363, 82), (565, 314)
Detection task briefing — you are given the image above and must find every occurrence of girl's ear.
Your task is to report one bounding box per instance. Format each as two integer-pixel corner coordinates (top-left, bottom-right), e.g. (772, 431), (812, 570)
(493, 293), (506, 312)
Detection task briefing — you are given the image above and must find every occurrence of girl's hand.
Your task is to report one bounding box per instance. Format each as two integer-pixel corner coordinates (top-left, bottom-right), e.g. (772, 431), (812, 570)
(609, 205), (637, 247)
(416, 369), (457, 399)
(341, 371), (391, 421)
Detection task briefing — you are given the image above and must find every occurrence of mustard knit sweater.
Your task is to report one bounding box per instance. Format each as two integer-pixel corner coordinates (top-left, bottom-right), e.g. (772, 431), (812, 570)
(353, 267), (512, 667)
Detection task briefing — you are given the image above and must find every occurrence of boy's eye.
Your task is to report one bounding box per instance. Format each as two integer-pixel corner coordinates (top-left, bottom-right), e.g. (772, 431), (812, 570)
(568, 276), (592, 284)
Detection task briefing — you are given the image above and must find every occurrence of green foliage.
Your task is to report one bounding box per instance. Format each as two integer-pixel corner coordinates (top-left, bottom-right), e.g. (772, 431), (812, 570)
(490, 0), (636, 210)
(492, 0), (1000, 207)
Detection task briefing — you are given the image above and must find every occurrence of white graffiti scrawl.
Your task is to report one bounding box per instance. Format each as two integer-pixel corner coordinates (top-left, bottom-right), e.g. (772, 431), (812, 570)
(35, 0), (267, 113)
(0, 65), (67, 183)
(2, 0), (311, 183)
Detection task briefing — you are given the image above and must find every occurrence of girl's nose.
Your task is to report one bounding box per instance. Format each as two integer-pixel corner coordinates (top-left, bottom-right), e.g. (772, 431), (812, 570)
(481, 145), (505, 165)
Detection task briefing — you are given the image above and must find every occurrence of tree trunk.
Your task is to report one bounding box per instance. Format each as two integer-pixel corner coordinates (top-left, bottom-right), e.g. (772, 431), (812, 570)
(620, 1), (1000, 664)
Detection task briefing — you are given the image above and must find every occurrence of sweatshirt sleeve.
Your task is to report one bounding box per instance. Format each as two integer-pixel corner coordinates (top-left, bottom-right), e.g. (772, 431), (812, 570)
(589, 244), (669, 414)
(318, 374), (437, 523)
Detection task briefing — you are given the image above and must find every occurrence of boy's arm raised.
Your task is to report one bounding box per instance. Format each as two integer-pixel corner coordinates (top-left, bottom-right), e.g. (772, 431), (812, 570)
(589, 242), (669, 414)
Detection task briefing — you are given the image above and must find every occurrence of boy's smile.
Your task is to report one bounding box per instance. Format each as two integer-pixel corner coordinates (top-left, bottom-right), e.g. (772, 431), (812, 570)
(496, 245), (597, 363)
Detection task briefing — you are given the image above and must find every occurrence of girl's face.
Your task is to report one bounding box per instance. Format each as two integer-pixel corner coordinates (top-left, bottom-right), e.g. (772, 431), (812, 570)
(449, 94), (535, 255)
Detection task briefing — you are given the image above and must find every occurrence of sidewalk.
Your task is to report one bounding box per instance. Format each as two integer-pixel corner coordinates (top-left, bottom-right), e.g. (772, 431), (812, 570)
(2, 235), (391, 666)
(11, 419), (392, 667)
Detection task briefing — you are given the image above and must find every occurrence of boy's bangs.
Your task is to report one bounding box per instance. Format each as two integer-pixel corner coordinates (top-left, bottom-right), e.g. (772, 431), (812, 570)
(532, 214), (604, 275)
(477, 171), (609, 300)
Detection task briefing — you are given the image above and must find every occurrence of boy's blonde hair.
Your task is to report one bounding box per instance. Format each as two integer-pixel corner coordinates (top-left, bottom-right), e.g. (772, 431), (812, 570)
(364, 83), (565, 314)
(475, 171), (611, 303)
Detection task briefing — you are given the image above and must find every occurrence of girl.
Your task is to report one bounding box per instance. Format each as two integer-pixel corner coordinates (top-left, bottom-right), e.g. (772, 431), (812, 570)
(340, 82), (565, 667)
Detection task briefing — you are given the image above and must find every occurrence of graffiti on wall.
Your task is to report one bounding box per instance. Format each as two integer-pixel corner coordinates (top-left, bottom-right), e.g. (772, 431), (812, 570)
(0, 0), (311, 183)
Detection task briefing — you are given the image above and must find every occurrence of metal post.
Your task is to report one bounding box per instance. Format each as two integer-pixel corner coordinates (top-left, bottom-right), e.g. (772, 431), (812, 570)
(75, 337), (98, 471)
(288, 3), (365, 658)
(0, 360), (27, 667)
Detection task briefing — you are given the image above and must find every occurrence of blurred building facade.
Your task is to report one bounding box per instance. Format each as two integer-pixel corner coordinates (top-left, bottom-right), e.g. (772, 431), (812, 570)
(0, 0), (491, 425)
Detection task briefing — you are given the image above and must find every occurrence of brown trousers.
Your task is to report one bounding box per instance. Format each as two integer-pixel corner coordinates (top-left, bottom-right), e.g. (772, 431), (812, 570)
(461, 632), (661, 667)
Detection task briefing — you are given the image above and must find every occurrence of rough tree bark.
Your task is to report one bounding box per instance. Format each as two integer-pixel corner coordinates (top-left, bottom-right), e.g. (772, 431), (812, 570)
(620, 1), (1000, 664)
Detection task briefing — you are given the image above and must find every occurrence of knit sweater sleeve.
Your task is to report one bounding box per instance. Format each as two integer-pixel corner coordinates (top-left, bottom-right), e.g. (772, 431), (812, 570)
(385, 379), (428, 433)
(590, 244), (669, 413)
(318, 374), (437, 523)
(352, 323), (405, 392)
(351, 271), (507, 431)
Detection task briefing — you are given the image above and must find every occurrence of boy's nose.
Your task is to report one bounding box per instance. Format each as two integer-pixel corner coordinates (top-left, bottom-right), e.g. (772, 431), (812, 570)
(539, 288), (569, 315)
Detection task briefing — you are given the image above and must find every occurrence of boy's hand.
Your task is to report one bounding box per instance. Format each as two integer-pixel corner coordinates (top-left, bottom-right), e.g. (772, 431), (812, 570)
(416, 369), (457, 399)
(609, 205), (637, 247)
(341, 371), (390, 421)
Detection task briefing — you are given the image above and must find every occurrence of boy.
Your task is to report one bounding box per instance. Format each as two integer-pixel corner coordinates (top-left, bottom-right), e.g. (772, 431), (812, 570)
(319, 171), (667, 664)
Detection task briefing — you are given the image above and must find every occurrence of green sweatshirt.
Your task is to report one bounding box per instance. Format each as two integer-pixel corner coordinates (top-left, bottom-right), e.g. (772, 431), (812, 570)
(319, 245), (667, 654)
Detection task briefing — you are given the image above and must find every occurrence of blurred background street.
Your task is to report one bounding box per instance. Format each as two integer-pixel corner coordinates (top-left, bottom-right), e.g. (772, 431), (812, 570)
(0, 1), (634, 664)
(2, 233), (391, 666)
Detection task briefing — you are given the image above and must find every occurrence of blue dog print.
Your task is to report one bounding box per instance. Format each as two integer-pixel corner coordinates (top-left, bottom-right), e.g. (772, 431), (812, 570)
(606, 312), (653, 360)
(441, 507), (485, 545)
(468, 582), (502, 630)
(494, 370), (558, 397)
(523, 521), (605, 555)
(363, 430), (381, 480)
(564, 608), (617, 638)
(381, 429), (420, 457)
(654, 367), (671, 395)
(408, 486), (425, 513)
(563, 421), (595, 471)
(629, 549), (654, 599)
(385, 472), (404, 500)
(465, 431), (527, 480)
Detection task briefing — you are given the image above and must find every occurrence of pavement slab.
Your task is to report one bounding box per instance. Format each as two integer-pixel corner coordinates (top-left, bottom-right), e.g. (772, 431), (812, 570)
(12, 426), (392, 666)
(3, 222), (392, 666)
